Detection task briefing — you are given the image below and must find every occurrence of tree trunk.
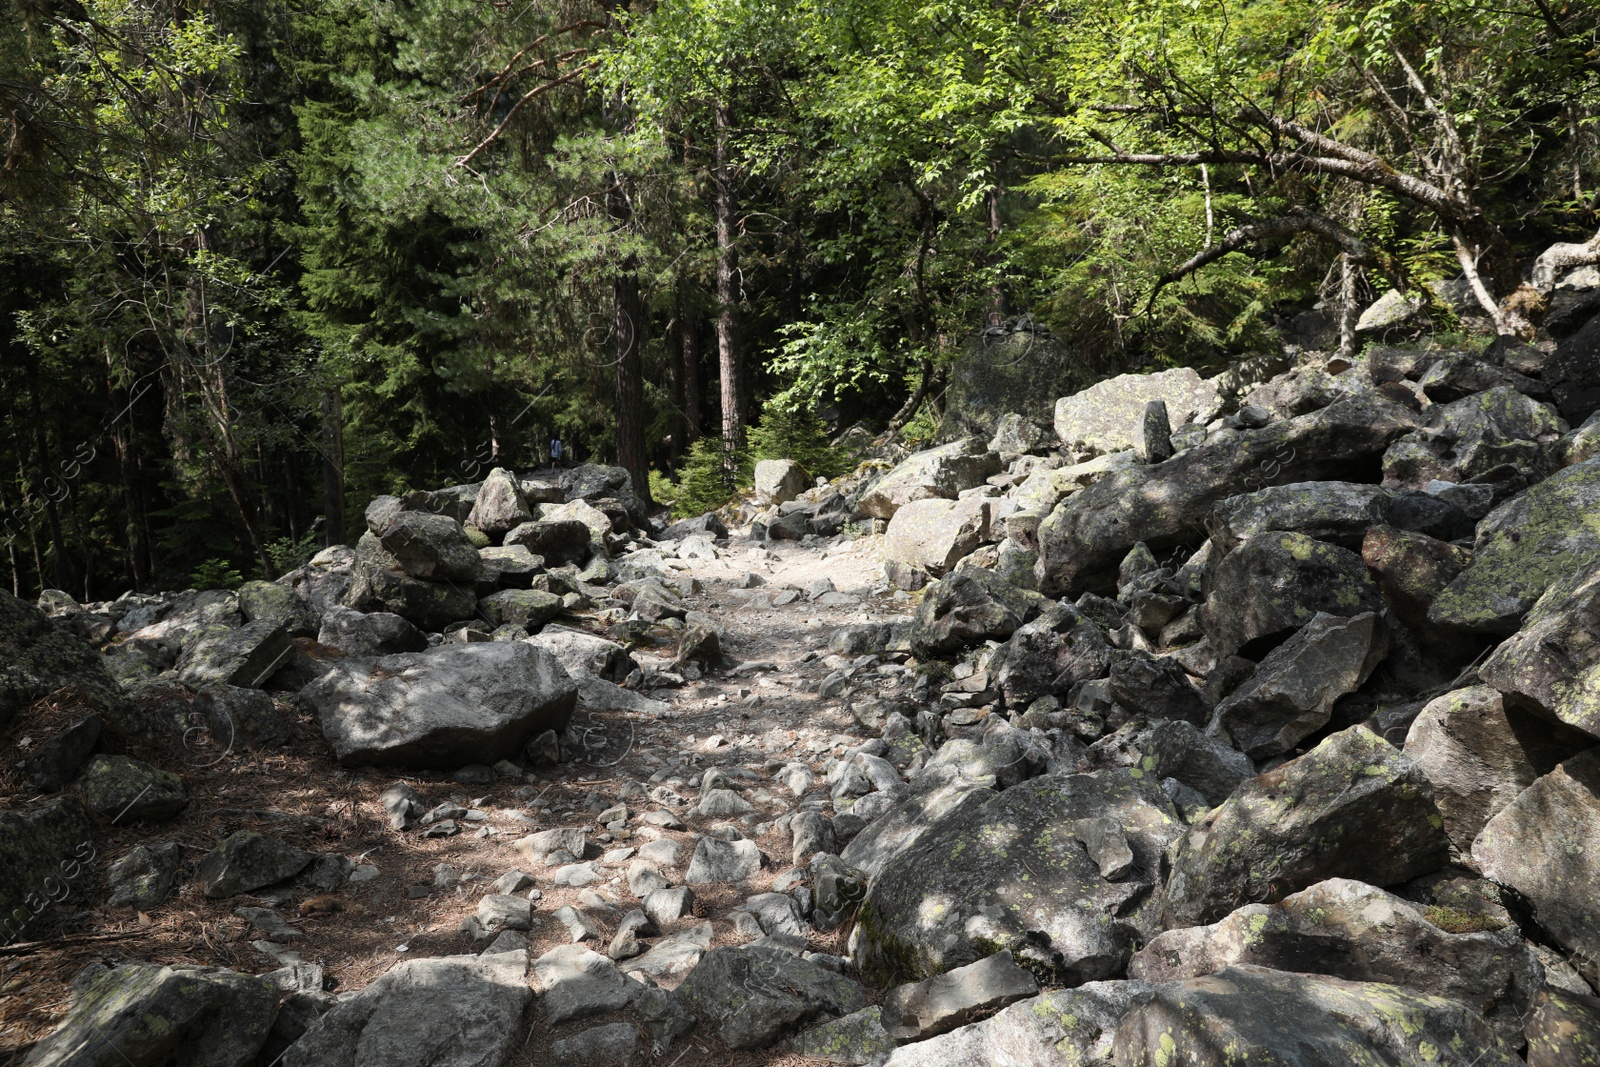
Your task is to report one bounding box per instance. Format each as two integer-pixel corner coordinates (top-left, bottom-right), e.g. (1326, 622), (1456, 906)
(320, 387), (346, 547)
(609, 181), (652, 509)
(985, 184), (1008, 326)
(714, 101), (744, 481)
(680, 295), (703, 446)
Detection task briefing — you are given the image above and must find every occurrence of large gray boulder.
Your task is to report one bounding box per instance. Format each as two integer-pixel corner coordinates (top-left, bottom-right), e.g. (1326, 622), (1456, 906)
(677, 945), (867, 1050)
(1472, 748), (1600, 963)
(375, 512), (483, 582)
(281, 950), (532, 1067)
(908, 569), (1037, 656)
(0, 591), (131, 729)
(1430, 458), (1600, 635)
(1114, 965), (1520, 1067)
(854, 770), (1181, 984)
(175, 620), (295, 690)
(1383, 386), (1563, 490)
(1404, 685), (1592, 850)
(858, 439), (1001, 520)
(21, 961), (279, 1067)
(1212, 611), (1389, 758)
(1130, 878), (1540, 1044)
(881, 950), (1039, 1041)
(840, 780), (992, 880)
(523, 625), (635, 683)
(880, 981), (1152, 1067)
(0, 796), (91, 940)
(1163, 726), (1451, 927)
(79, 755), (187, 824)
(533, 944), (642, 1025)
(988, 602), (1111, 710)
(1053, 367), (1220, 454)
(466, 467), (533, 539)
(754, 459), (810, 505)
(316, 605), (427, 657)
(503, 518), (592, 565)
(1201, 532), (1386, 658)
(882, 496), (993, 576)
(300, 642), (576, 768)
(238, 580), (318, 638)
(342, 554), (477, 632)
(1206, 481), (1392, 554)
(942, 330), (1093, 444)
(1479, 563), (1600, 740)
(1037, 395), (1418, 596)
(198, 830), (314, 899)
(1545, 312), (1600, 420)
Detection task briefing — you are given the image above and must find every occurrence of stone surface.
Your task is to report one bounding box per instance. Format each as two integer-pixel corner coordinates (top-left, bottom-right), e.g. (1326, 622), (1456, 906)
(79, 755), (187, 824)
(467, 467), (533, 538)
(987, 413), (1051, 455)
(1362, 524), (1473, 638)
(281, 950), (531, 1067)
(908, 569), (1036, 656)
(1480, 563), (1600, 740)
(1163, 726), (1451, 927)
(1213, 611), (1389, 758)
(1206, 481), (1392, 555)
(15, 712), (101, 792)
(1355, 287), (1424, 332)
(1405, 686), (1591, 850)
(882, 950), (1039, 1041)
(685, 836), (763, 884)
(839, 781), (990, 880)
(988, 602), (1110, 710)
(1431, 459), (1600, 635)
(1147, 719), (1254, 806)
(238, 580), (318, 638)
(1548, 312), (1600, 421)
(1037, 395), (1417, 596)
(1135, 399), (1174, 463)
(194, 683), (292, 752)
(1472, 748), (1600, 963)
(0, 796), (91, 938)
(376, 511), (483, 582)
(534, 943), (641, 1024)
(524, 625), (634, 682)
(677, 945), (868, 1050)
(1053, 367), (1220, 455)
(0, 591), (127, 730)
(855, 770), (1181, 984)
(755, 459), (811, 505)
(21, 961), (279, 1067)
(198, 830), (314, 899)
(1130, 877), (1540, 1043)
(1113, 965), (1520, 1067)
(883, 496), (992, 576)
(1383, 386), (1563, 491)
(858, 439), (1002, 520)
(301, 641), (576, 768)
(106, 841), (181, 909)
(504, 518), (592, 564)
(1200, 532), (1385, 659)
(316, 605), (427, 657)
(1526, 987), (1600, 1067)
(783, 1006), (896, 1065)
(343, 549), (478, 632)
(477, 588), (563, 630)
(881, 981), (1152, 1067)
(176, 620), (294, 690)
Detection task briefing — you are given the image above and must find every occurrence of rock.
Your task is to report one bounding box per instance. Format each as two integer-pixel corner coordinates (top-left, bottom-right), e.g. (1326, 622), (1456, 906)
(881, 981), (1151, 1067)
(1389, 488), (1477, 541)
(643, 886), (695, 927)
(467, 467), (533, 538)
(524, 625), (634, 682)
(988, 412), (1051, 455)
(0, 797), (91, 936)
(1147, 720), (1254, 806)
(1201, 532), (1385, 659)
(676, 617), (722, 668)
(755, 459), (811, 505)
(1355, 287), (1425, 332)
(175, 620), (294, 690)
(0, 591), (129, 731)
(316, 605), (427, 656)
(1135, 399), (1174, 463)
(238, 580), (318, 637)
(514, 827), (588, 865)
(478, 544), (544, 587)
(883, 496), (992, 576)
(1130, 877), (1539, 1043)
(943, 329), (1093, 444)
(15, 712), (100, 792)
(1548, 312), (1600, 420)
(105, 841), (181, 909)
(855, 770), (1181, 984)
(1164, 726), (1450, 927)
(1418, 354), (1547, 403)
(1472, 749), (1600, 963)
(1384, 386), (1563, 490)
(784, 1006), (896, 1065)
(544, 498), (616, 541)
(858, 439), (1002, 520)
(1405, 686), (1591, 851)
(988, 602), (1111, 710)
(474, 588), (560, 631)
(21, 961), (278, 1067)
(839, 779), (990, 880)
(1114, 965), (1520, 1067)
(1106, 650), (1206, 726)
(909, 569), (1036, 657)
(634, 985), (699, 1054)
(1212, 612), (1389, 758)
(685, 836), (763, 884)
(534, 943), (641, 1024)
(80, 755), (187, 824)
(882, 950), (1039, 1041)
(281, 949), (531, 1067)
(504, 518), (592, 564)
(343, 552), (478, 631)
(658, 511), (728, 541)
(1037, 395), (1418, 596)
(677, 945), (868, 1050)
(380, 783), (424, 831)
(1362, 524), (1473, 638)
(194, 683), (291, 752)
(1071, 816), (1136, 881)
(625, 921), (714, 981)
(1053, 367), (1220, 455)
(1479, 565), (1600, 740)
(301, 641), (576, 768)
(1526, 987), (1600, 1067)
(477, 894), (533, 933)
(376, 512), (483, 582)
(548, 1022), (637, 1065)
(1431, 458), (1600, 635)
(197, 831), (314, 899)
(1206, 481), (1392, 555)
(791, 810), (837, 865)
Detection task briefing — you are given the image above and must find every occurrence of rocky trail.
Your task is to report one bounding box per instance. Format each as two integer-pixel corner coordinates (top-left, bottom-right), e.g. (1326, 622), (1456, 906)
(6, 330), (1600, 1066)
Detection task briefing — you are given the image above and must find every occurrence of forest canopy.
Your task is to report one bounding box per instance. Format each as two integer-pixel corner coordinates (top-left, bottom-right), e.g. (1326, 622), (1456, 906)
(1, 0), (1596, 598)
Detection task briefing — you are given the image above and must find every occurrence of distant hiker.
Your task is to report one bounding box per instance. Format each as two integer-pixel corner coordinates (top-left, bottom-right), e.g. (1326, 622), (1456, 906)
(550, 437), (563, 468)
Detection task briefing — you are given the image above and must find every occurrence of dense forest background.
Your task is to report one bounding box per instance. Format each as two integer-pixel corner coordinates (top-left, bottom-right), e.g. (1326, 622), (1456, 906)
(1, 0), (1596, 600)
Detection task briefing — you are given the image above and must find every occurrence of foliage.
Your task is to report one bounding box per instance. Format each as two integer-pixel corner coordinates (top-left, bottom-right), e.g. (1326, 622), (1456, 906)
(190, 557), (246, 591)
(661, 438), (739, 519)
(743, 402), (850, 481)
(266, 531), (322, 578)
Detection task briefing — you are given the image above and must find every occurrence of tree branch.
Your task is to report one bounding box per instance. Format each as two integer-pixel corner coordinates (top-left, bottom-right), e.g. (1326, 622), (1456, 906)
(454, 60), (598, 170)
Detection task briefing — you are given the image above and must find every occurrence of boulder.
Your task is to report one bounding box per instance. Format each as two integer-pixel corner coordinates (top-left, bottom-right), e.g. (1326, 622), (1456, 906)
(881, 981), (1151, 1067)
(858, 439), (1001, 520)
(193, 683), (292, 752)
(1037, 395), (1418, 596)
(0, 592), (129, 731)
(1206, 481), (1392, 555)
(677, 945), (868, 1050)
(657, 512), (728, 541)
(504, 518), (592, 564)
(1472, 748), (1600, 962)
(1405, 686), (1592, 851)
(342, 557), (477, 632)
(1201, 532), (1386, 659)
(1134, 399), (1174, 463)
(783, 1006), (896, 1065)
(106, 841), (181, 909)
(882, 497), (992, 576)
(175, 620), (295, 690)
(15, 712), (100, 792)
(840, 781), (991, 880)
(988, 602), (1111, 710)
(881, 950), (1038, 1041)
(1147, 719), (1254, 805)
(1212, 611), (1389, 758)
(0, 796), (91, 939)
(316, 605), (427, 657)
(754, 459), (811, 505)
(533, 944), (641, 1025)
(1106, 650), (1206, 726)
(1431, 458), (1600, 635)
(524, 625), (634, 682)
(477, 588), (562, 630)
(1526, 987), (1600, 1067)
(79, 755), (186, 824)
(1547, 312), (1600, 420)
(466, 467), (533, 539)
(942, 329), (1093, 443)
(198, 830), (314, 899)
(1417, 353), (1547, 403)
(1130, 878), (1540, 1043)
(301, 641), (576, 768)
(375, 512), (483, 582)
(238, 580), (318, 637)
(685, 836), (763, 885)
(1053, 367), (1220, 454)
(1355, 287), (1424, 332)
(1479, 563), (1600, 739)
(1362, 525), (1473, 637)
(21, 961), (279, 1067)
(1114, 965), (1520, 1067)
(478, 544), (544, 587)
(281, 950), (531, 1067)
(854, 770), (1182, 984)
(987, 413), (1051, 455)
(1383, 386), (1563, 490)
(908, 569), (1036, 657)
(1163, 726), (1451, 927)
